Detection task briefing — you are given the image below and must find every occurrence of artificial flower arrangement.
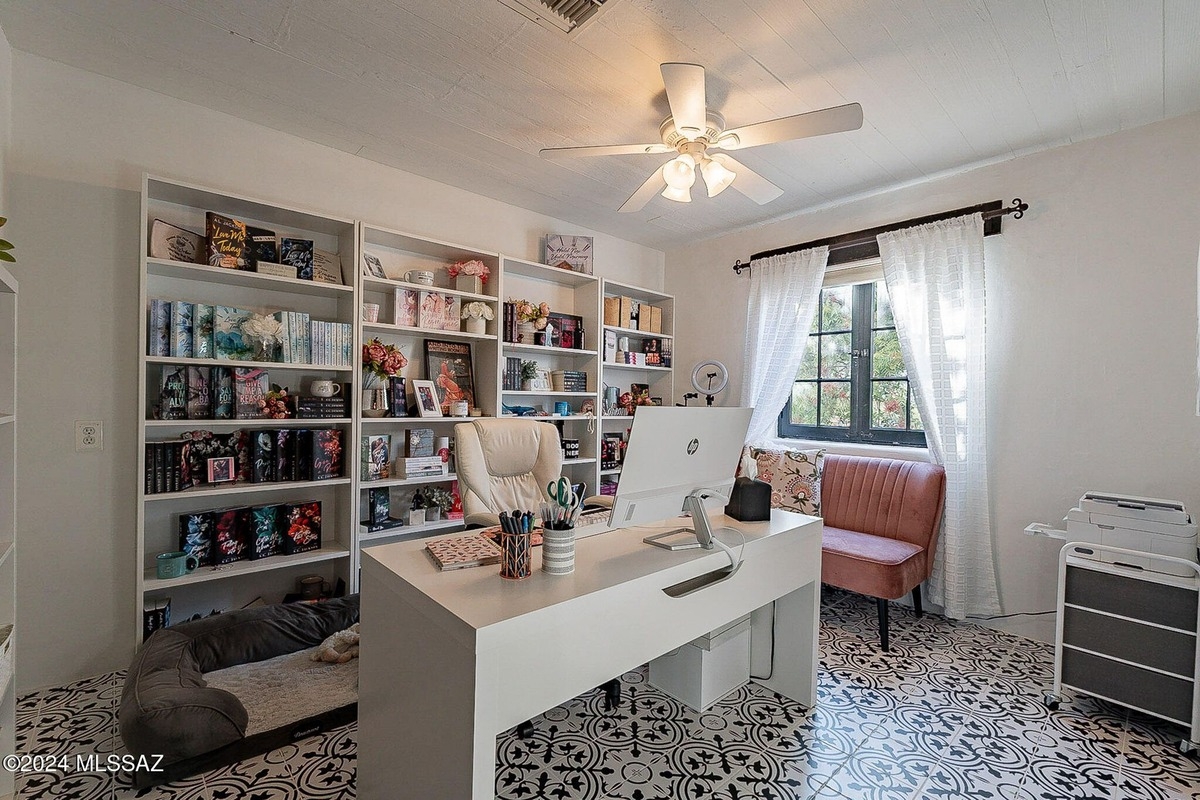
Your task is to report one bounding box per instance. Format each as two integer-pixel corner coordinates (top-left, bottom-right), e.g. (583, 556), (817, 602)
(241, 313), (285, 361)
(362, 337), (408, 386)
(460, 301), (495, 321)
(446, 259), (490, 283)
(260, 385), (292, 419)
(511, 299), (551, 329)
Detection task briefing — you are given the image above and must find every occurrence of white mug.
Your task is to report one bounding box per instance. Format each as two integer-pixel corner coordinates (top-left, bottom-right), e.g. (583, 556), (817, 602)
(404, 270), (435, 286)
(310, 380), (341, 398)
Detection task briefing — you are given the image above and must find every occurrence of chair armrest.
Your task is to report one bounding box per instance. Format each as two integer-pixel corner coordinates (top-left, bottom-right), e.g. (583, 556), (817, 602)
(465, 511), (500, 528)
(584, 495), (613, 510)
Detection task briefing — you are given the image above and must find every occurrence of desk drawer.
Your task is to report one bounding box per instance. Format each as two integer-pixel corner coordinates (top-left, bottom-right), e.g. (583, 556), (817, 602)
(1065, 565), (1197, 629)
(1063, 606), (1195, 678)
(1062, 647), (1193, 724)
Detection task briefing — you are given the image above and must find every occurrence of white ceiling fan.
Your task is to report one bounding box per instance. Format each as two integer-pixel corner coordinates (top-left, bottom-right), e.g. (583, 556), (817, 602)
(540, 63), (863, 213)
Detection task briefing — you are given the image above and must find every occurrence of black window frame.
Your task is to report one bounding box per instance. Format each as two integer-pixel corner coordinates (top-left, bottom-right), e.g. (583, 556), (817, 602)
(778, 281), (927, 447)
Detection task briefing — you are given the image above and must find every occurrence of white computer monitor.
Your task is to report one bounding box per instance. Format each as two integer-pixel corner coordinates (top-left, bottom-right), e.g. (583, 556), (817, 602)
(608, 406), (753, 550)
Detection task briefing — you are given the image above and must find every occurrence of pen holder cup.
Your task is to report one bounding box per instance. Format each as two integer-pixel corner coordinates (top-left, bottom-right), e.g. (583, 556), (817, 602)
(542, 524), (576, 576)
(499, 531), (532, 580)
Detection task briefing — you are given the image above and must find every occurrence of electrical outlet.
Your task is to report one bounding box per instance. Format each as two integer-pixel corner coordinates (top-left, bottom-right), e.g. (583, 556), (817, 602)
(75, 420), (103, 452)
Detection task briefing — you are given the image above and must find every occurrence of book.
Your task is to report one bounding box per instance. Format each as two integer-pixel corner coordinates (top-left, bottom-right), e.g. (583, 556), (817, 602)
(246, 226), (278, 266)
(206, 212), (249, 270)
(395, 288), (418, 328)
(248, 504), (283, 560)
(388, 376), (408, 417)
(603, 329), (617, 362)
(312, 248), (342, 285)
(150, 218), (202, 263)
(193, 303), (214, 359)
(212, 367), (234, 419)
(425, 533), (502, 571)
(249, 429), (276, 483)
(312, 429), (343, 480)
(292, 429), (313, 481)
(417, 291), (446, 330)
(158, 365), (188, 420)
(405, 428), (435, 458)
(178, 511), (214, 567)
(283, 501), (322, 554)
(361, 518), (407, 534)
(368, 488), (390, 526)
(212, 507), (248, 565)
(281, 238), (315, 281)
(234, 367), (269, 419)
(214, 306), (255, 361)
(361, 434), (391, 481)
(144, 443), (154, 495)
(186, 366), (212, 419)
(142, 596), (172, 641)
(148, 299), (171, 356)
(275, 429), (293, 483)
(169, 301), (193, 358)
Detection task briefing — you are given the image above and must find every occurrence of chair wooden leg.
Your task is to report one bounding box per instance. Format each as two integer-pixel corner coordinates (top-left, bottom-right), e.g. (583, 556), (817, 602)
(912, 585), (923, 618)
(877, 597), (890, 652)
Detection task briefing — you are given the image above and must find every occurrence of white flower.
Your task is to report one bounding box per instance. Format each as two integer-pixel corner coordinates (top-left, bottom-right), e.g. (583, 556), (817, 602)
(461, 302), (495, 320)
(240, 313), (284, 345)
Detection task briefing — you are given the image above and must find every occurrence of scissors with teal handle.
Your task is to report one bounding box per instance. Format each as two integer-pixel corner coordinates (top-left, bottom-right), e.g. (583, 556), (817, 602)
(547, 477), (581, 512)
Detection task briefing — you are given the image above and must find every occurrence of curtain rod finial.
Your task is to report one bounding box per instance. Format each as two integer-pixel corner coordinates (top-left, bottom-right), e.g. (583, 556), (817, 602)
(1012, 198), (1028, 219)
(732, 259), (749, 276)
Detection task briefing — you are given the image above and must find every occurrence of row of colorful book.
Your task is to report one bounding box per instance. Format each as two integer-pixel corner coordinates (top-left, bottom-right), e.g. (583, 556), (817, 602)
(177, 500), (322, 570)
(148, 300), (352, 366)
(602, 331), (672, 367)
(394, 288), (467, 332)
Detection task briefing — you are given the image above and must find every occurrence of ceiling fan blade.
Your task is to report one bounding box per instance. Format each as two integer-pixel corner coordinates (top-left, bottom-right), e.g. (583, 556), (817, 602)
(711, 154), (783, 205)
(660, 62), (707, 137)
(619, 166), (667, 213)
(717, 103), (863, 150)
(540, 143), (673, 158)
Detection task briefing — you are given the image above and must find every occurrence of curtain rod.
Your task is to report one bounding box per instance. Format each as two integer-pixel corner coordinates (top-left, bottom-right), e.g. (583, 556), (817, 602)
(731, 198), (1029, 275)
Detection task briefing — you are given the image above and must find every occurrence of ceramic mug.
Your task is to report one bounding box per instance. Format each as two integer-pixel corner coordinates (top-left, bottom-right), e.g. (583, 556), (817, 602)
(404, 270), (435, 286)
(555, 401), (570, 416)
(310, 380), (341, 398)
(156, 551), (198, 580)
(362, 302), (381, 323)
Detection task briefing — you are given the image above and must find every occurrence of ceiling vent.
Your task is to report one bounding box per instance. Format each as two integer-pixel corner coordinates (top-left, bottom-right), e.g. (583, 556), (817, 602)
(497, 0), (612, 36)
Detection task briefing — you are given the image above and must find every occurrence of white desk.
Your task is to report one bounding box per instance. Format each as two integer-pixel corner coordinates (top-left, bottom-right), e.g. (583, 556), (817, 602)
(357, 510), (822, 800)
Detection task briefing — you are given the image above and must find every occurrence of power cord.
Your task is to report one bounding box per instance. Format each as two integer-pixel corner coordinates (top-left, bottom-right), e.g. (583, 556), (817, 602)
(711, 525), (746, 572)
(967, 610), (1056, 621)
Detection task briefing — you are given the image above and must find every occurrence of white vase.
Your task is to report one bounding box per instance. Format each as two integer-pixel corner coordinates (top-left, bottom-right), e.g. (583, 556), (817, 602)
(455, 275), (483, 294)
(362, 388), (388, 418)
(464, 316), (486, 335)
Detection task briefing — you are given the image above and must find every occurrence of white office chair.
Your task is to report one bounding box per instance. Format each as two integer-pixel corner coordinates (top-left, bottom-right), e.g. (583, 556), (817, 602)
(454, 418), (609, 528)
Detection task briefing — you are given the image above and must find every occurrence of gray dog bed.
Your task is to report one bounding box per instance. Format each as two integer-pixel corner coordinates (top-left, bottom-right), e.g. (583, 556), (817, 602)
(119, 595), (359, 787)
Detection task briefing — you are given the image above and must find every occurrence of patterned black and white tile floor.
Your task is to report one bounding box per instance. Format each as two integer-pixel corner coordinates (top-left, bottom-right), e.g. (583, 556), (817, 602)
(15, 589), (1200, 799)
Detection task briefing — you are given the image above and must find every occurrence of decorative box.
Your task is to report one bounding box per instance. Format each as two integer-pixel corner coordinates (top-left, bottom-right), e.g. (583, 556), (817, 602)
(456, 275), (483, 294)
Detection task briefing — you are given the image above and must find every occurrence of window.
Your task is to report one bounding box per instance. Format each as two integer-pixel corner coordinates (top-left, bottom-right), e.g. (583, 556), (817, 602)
(779, 279), (926, 446)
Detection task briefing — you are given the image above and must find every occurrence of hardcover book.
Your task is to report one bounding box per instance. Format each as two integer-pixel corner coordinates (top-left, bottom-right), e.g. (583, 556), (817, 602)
(250, 429), (276, 483)
(246, 226), (278, 266)
(425, 533), (502, 571)
(312, 248), (342, 285)
(150, 219), (203, 263)
(275, 429), (293, 483)
(193, 303), (215, 359)
(405, 428), (435, 458)
(361, 434), (391, 481)
(248, 504), (283, 560)
(214, 307), (255, 361)
(169, 301), (194, 359)
(158, 365), (188, 420)
(281, 238), (315, 281)
(388, 376), (408, 417)
(178, 511), (214, 567)
(394, 289), (418, 328)
(283, 501), (322, 554)
(212, 367), (234, 419)
(233, 367), (270, 419)
(312, 429), (343, 480)
(368, 487), (390, 526)
(148, 299), (171, 357)
(212, 507), (248, 565)
(206, 212), (250, 270)
(292, 429), (313, 481)
(186, 366), (212, 420)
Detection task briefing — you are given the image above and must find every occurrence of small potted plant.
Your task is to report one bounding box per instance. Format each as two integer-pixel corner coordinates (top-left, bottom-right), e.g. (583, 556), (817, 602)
(511, 299), (550, 344)
(460, 301), (495, 335)
(425, 486), (454, 521)
(446, 259), (490, 294)
(520, 360), (539, 391)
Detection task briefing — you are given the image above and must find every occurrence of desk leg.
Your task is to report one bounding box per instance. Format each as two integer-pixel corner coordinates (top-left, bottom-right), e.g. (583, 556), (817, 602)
(751, 578), (819, 708)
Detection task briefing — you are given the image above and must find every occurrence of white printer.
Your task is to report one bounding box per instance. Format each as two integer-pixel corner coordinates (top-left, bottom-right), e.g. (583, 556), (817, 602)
(1064, 492), (1197, 576)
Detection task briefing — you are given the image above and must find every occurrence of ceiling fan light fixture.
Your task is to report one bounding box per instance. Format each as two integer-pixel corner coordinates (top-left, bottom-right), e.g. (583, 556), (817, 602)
(700, 157), (736, 197)
(662, 155), (696, 190)
(661, 184), (692, 203)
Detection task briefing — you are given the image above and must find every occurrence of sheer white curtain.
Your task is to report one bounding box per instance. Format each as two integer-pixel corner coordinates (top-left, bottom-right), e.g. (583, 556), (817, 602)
(878, 214), (1000, 618)
(740, 246), (829, 445)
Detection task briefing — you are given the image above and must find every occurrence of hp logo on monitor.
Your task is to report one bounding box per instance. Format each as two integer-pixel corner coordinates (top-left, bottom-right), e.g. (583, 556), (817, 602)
(686, 438), (699, 455)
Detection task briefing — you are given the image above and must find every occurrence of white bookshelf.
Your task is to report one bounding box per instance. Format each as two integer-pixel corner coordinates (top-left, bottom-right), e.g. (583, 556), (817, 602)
(0, 264), (15, 796)
(136, 175), (358, 644)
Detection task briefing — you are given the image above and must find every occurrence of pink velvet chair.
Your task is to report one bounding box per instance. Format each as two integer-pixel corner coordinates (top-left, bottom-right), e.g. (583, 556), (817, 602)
(819, 455), (946, 651)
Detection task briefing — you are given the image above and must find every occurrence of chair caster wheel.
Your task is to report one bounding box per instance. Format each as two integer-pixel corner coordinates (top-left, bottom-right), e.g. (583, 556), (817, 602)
(517, 721), (535, 739)
(1042, 691), (1060, 710)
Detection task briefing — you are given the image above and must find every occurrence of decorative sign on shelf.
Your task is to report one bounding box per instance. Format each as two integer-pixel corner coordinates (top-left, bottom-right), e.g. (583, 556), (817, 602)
(544, 234), (593, 275)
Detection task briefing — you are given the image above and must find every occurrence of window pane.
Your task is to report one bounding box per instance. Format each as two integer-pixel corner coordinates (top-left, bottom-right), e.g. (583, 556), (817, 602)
(911, 398), (924, 431)
(789, 382), (817, 425)
(820, 333), (852, 379)
(872, 380), (908, 429)
(821, 286), (853, 331)
(797, 339), (818, 380)
(873, 281), (894, 328)
(871, 329), (905, 378)
(819, 382), (851, 427)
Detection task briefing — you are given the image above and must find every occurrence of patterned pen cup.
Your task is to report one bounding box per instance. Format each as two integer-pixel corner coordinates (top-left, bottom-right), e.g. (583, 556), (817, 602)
(541, 525), (576, 576)
(499, 531), (532, 580)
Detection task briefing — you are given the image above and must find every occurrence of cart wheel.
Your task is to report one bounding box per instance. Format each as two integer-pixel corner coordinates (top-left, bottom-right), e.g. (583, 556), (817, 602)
(1178, 740), (1198, 756)
(1042, 691), (1060, 710)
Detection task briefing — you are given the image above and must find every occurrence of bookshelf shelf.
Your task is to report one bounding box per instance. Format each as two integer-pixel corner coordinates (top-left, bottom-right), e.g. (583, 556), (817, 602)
(502, 257), (597, 287)
(601, 362), (673, 373)
(146, 257), (354, 297)
(143, 544), (352, 591)
(361, 472), (458, 489)
(145, 418), (352, 430)
(359, 518), (464, 544)
(144, 355), (354, 373)
(562, 458), (598, 466)
(603, 324), (673, 341)
(600, 468), (622, 476)
(362, 275), (496, 303)
(363, 322), (497, 342)
(503, 390), (593, 398)
(502, 343), (598, 357)
(142, 477), (351, 502)
(360, 416), (476, 424)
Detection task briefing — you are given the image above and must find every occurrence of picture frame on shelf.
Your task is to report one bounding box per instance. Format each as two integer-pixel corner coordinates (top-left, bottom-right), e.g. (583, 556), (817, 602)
(547, 312), (584, 350)
(412, 379), (443, 417)
(544, 234), (593, 275)
(531, 368), (552, 391)
(363, 252), (387, 279)
(149, 219), (203, 264)
(207, 456), (235, 484)
(424, 339), (476, 414)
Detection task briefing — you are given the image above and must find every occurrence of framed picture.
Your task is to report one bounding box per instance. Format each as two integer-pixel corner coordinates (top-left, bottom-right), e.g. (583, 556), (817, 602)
(532, 368), (552, 391)
(424, 339), (476, 414)
(545, 234), (593, 275)
(412, 379), (443, 418)
(362, 252), (387, 279)
(207, 456), (236, 484)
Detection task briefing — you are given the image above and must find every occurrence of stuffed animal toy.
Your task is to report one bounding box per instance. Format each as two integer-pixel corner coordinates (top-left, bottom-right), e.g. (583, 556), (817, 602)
(311, 623), (360, 664)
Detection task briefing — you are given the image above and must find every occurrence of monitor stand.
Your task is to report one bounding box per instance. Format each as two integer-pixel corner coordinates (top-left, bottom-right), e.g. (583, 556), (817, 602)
(643, 491), (716, 551)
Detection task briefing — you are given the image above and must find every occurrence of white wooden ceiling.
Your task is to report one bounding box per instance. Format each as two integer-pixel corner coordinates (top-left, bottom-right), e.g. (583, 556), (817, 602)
(2, 0), (1198, 250)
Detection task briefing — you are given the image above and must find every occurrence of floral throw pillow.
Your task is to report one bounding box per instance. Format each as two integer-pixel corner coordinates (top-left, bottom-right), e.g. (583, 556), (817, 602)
(750, 447), (824, 517)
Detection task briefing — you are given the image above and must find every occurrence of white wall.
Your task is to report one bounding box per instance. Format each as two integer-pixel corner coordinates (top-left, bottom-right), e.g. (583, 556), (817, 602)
(0, 23), (11, 209)
(7, 53), (664, 691)
(667, 113), (1200, 642)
